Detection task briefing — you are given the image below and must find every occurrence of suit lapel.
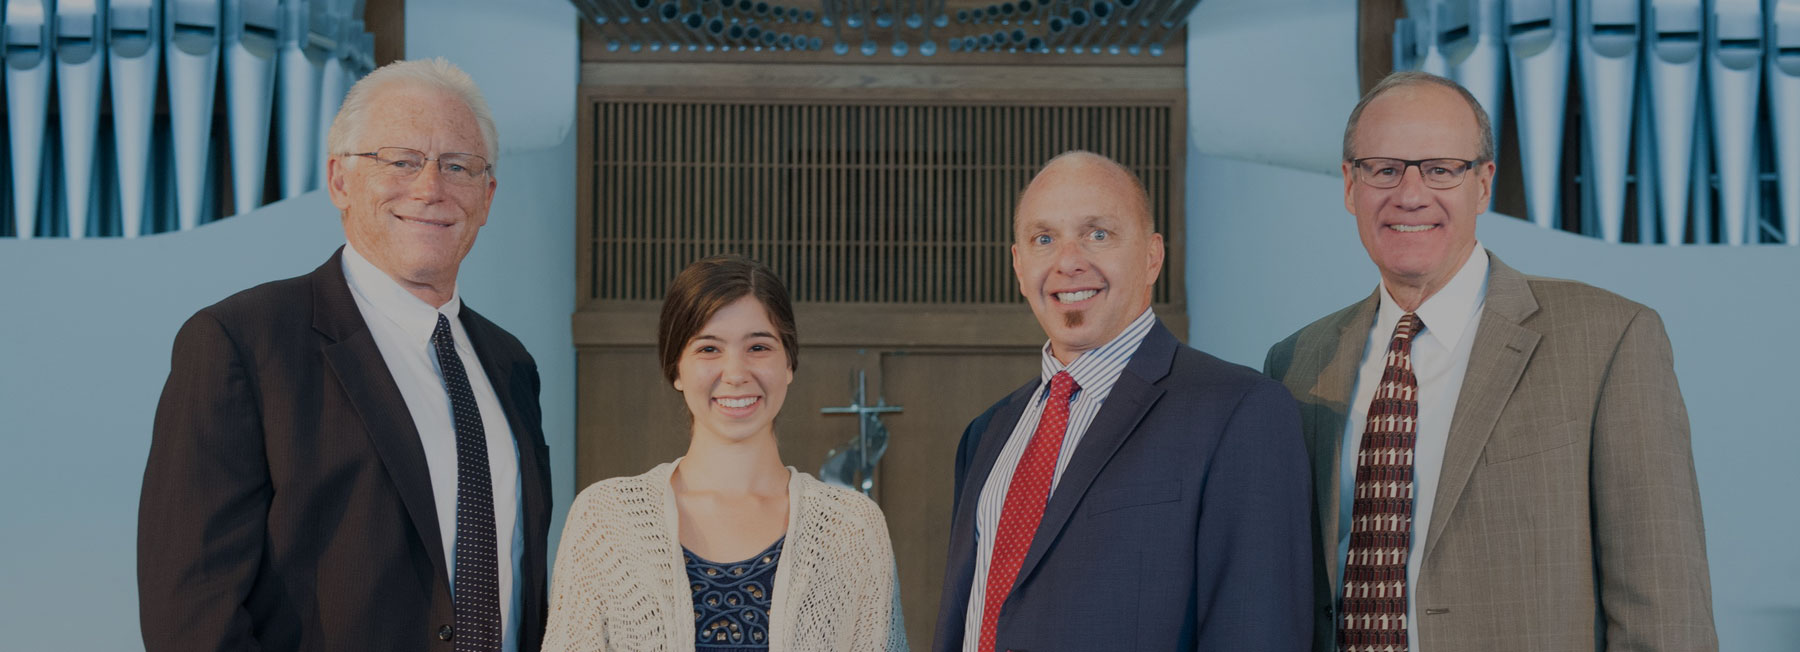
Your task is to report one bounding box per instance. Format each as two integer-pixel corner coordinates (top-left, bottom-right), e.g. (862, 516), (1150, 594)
(1010, 322), (1176, 594)
(1307, 293), (1378, 590)
(956, 387), (1036, 532)
(1422, 254), (1540, 561)
(460, 305), (546, 498)
(459, 305), (550, 630)
(312, 249), (451, 582)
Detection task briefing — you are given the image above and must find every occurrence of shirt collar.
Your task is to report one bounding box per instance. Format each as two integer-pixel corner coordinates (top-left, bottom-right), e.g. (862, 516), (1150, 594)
(341, 242), (463, 345)
(1037, 306), (1158, 394)
(1376, 242), (1488, 350)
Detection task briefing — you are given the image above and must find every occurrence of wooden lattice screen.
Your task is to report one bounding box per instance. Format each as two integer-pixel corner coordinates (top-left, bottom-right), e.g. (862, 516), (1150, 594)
(583, 100), (1179, 305)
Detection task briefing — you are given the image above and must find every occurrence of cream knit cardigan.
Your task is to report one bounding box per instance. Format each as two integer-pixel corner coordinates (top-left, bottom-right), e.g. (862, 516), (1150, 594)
(542, 460), (908, 652)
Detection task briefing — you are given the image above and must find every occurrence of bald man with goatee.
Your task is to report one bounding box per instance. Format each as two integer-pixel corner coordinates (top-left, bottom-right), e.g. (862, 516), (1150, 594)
(933, 151), (1314, 652)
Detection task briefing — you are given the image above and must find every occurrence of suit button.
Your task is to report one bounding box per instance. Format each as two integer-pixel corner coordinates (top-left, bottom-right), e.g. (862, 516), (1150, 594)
(438, 625), (454, 641)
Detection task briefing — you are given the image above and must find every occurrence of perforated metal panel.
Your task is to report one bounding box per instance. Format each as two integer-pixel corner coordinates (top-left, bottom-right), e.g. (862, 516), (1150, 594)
(583, 99), (1178, 304)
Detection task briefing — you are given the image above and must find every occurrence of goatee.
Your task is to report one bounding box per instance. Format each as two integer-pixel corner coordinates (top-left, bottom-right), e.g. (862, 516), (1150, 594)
(1062, 311), (1085, 328)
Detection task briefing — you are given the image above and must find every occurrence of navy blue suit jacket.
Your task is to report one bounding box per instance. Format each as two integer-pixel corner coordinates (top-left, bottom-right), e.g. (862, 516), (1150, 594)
(931, 320), (1313, 652)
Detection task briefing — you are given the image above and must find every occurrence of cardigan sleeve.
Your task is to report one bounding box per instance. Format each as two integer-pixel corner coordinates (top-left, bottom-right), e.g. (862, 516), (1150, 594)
(853, 497), (909, 652)
(542, 486), (612, 651)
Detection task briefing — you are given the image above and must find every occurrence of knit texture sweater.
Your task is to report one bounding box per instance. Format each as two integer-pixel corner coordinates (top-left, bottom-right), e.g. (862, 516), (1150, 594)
(542, 460), (908, 651)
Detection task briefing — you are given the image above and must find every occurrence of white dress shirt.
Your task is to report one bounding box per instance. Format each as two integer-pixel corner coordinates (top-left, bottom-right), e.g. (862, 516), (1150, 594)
(962, 307), (1157, 651)
(1338, 243), (1489, 650)
(342, 243), (524, 652)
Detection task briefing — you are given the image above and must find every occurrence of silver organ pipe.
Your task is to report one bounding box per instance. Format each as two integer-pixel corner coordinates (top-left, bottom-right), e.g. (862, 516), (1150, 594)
(1708, 0), (1763, 245)
(6, 0), (52, 239)
(110, 0), (160, 238)
(1506, 0), (1571, 230)
(1577, 0), (1638, 244)
(578, 0), (1205, 59)
(166, 0), (222, 232)
(315, 0), (361, 171)
(1647, 0), (1704, 244)
(277, 0), (329, 200)
(1772, 0), (1800, 245)
(225, 0), (281, 217)
(1396, 0), (1452, 75)
(1450, 0), (1507, 176)
(0, 0), (370, 238)
(56, 0), (105, 239)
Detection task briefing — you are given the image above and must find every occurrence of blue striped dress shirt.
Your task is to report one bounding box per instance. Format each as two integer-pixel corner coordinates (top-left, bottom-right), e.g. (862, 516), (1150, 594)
(961, 307), (1158, 651)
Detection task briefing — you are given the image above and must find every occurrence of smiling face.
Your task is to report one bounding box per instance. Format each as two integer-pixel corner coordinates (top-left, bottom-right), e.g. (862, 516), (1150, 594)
(328, 81), (497, 306)
(1343, 83), (1494, 309)
(1012, 153), (1165, 364)
(673, 295), (794, 445)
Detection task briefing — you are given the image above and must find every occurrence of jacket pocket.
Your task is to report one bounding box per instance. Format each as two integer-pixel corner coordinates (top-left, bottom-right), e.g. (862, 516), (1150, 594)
(1084, 480), (1181, 517)
(1485, 417), (1584, 464)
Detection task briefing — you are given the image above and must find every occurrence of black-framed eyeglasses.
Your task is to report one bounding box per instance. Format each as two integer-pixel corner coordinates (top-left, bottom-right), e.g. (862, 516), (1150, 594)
(1349, 157), (1478, 189)
(347, 147), (491, 186)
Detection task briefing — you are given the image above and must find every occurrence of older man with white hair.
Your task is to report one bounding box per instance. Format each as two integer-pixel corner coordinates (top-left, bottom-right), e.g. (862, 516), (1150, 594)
(139, 58), (552, 652)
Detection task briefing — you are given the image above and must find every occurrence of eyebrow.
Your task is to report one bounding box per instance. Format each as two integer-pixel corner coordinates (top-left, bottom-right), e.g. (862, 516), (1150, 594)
(1019, 214), (1121, 230)
(690, 331), (778, 343)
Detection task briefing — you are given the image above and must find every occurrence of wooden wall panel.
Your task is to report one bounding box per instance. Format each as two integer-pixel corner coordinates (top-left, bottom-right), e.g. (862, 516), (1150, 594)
(583, 96), (1183, 307)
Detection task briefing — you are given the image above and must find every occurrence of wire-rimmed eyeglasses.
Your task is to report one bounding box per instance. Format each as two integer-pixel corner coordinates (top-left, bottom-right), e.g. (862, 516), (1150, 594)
(346, 147), (492, 187)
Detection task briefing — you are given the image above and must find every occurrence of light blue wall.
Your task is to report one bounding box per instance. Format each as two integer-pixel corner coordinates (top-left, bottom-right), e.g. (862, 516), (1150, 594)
(0, 2), (576, 649)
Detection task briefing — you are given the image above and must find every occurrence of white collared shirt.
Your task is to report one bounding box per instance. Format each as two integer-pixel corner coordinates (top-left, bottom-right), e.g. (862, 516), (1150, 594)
(341, 243), (524, 652)
(1338, 243), (1489, 650)
(962, 307), (1158, 651)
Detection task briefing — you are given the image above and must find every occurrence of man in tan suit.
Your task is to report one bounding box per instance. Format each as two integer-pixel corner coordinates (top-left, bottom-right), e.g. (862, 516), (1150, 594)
(1264, 71), (1716, 652)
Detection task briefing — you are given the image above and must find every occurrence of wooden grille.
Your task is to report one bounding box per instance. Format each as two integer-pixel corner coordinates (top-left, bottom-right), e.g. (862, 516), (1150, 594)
(585, 99), (1177, 304)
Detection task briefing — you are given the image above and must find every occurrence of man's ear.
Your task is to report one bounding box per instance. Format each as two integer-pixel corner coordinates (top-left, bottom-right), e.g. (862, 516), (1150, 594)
(1474, 160), (1496, 210)
(1011, 242), (1026, 298)
(327, 157), (351, 210)
(1145, 232), (1165, 285)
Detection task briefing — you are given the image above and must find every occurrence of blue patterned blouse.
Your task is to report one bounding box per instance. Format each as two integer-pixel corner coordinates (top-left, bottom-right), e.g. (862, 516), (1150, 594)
(685, 537), (784, 650)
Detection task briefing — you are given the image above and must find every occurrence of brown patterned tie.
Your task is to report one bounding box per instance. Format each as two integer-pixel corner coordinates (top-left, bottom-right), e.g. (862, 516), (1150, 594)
(1340, 312), (1422, 652)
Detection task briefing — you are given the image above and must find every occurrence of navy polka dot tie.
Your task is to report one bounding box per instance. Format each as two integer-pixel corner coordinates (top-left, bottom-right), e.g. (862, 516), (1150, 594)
(433, 314), (502, 652)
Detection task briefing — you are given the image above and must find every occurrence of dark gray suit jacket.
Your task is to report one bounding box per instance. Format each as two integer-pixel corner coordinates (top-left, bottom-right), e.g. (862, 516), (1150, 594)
(932, 320), (1313, 652)
(1264, 253), (1717, 651)
(139, 249), (553, 652)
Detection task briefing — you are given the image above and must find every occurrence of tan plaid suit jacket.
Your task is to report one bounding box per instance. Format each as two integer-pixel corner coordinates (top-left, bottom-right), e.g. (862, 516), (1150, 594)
(1264, 253), (1717, 652)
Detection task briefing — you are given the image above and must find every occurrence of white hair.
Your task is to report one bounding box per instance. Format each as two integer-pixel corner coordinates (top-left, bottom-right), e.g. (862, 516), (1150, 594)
(325, 57), (501, 172)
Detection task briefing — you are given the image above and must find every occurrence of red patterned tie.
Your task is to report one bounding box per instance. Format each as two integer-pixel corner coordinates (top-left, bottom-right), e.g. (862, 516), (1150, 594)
(1340, 313), (1422, 652)
(978, 371), (1078, 652)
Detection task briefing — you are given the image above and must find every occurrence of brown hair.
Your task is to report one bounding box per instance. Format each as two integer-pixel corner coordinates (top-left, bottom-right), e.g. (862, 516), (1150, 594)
(657, 254), (800, 384)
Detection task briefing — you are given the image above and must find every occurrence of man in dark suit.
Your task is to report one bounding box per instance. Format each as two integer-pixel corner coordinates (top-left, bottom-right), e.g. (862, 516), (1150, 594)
(931, 151), (1313, 652)
(138, 58), (552, 652)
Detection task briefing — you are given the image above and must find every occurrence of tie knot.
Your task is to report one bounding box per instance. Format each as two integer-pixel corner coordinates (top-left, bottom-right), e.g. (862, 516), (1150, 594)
(1394, 312), (1423, 339)
(432, 313), (454, 345)
(1046, 371), (1079, 402)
